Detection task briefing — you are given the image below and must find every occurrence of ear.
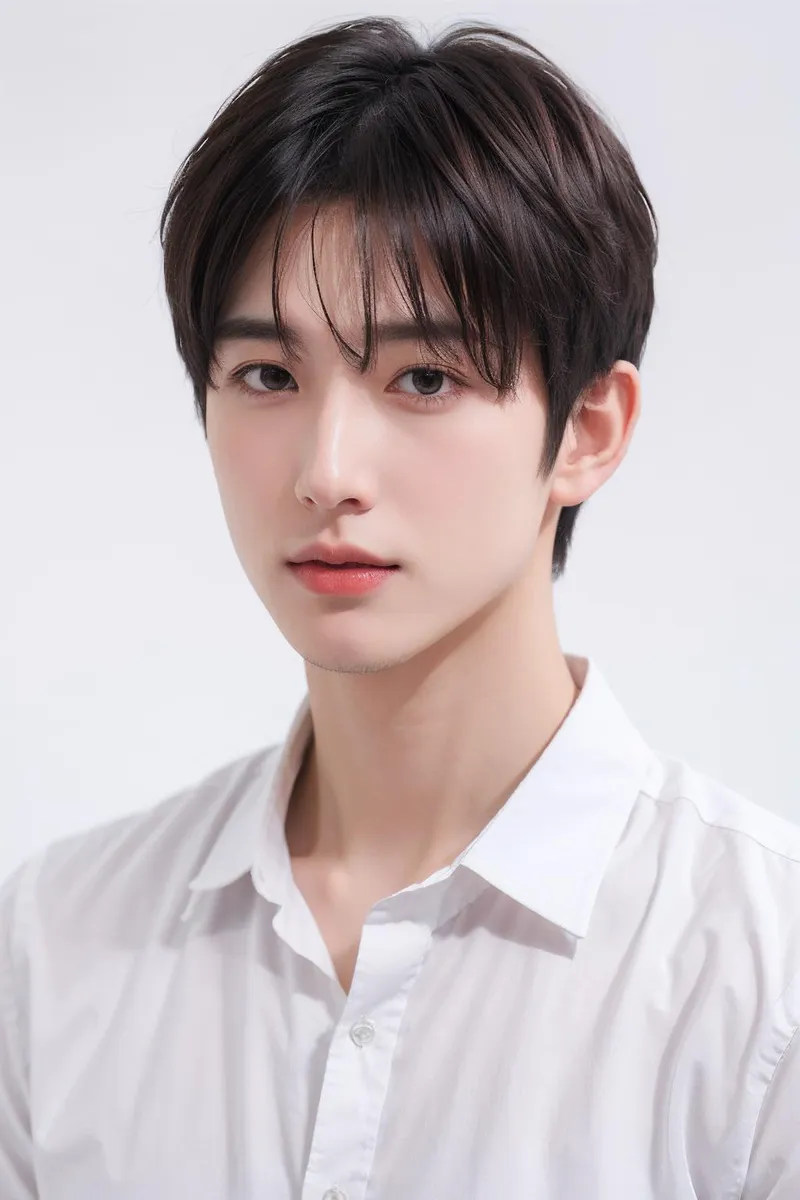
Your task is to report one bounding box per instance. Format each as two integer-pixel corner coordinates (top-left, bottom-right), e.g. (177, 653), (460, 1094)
(547, 360), (641, 510)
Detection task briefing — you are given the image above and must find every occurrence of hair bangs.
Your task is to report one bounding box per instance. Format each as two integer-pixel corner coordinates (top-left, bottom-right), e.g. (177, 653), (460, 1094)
(261, 192), (529, 405)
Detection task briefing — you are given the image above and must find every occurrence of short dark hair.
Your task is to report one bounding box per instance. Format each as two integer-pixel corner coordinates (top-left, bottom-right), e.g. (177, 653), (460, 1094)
(159, 16), (658, 580)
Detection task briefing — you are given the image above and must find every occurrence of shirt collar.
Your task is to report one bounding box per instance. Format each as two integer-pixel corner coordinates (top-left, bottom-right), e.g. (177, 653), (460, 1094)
(183, 654), (657, 938)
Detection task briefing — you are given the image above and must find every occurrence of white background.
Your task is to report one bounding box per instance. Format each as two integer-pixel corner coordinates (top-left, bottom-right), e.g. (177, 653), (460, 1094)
(2, 1), (798, 883)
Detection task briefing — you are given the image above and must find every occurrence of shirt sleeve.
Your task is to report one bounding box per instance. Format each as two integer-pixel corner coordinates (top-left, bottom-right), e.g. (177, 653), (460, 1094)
(0, 862), (37, 1199)
(741, 1015), (800, 1198)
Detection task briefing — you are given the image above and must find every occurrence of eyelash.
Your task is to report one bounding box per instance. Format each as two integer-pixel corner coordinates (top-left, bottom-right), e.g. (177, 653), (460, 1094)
(227, 361), (467, 408)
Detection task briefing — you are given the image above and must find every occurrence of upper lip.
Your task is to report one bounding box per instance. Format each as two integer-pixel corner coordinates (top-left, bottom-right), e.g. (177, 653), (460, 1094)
(288, 541), (397, 567)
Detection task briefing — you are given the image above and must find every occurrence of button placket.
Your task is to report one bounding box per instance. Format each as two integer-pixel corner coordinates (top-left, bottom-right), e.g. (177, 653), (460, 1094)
(302, 897), (438, 1200)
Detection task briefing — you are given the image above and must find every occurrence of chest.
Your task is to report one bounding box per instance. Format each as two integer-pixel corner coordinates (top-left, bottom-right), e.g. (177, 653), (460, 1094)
(27, 884), (753, 1200)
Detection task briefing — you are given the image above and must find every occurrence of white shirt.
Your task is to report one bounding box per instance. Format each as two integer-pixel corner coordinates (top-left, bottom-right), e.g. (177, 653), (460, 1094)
(2, 652), (800, 1200)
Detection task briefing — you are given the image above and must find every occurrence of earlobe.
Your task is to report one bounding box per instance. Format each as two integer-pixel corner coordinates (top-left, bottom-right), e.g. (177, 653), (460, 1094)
(547, 464), (589, 512)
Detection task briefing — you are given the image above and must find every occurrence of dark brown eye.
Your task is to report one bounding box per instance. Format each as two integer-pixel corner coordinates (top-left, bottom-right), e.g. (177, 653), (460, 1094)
(232, 364), (297, 393)
(392, 365), (464, 406)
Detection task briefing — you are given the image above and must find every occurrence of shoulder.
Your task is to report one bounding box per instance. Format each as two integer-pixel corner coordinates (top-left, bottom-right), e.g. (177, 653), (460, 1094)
(647, 753), (800, 873)
(639, 753), (800, 1005)
(1, 742), (280, 948)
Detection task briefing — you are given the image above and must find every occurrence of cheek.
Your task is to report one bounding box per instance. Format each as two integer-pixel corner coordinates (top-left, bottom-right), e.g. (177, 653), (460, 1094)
(207, 422), (280, 532)
(434, 427), (538, 513)
(428, 427), (545, 564)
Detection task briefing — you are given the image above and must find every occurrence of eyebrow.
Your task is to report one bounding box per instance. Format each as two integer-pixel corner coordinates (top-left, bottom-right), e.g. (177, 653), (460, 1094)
(213, 315), (467, 359)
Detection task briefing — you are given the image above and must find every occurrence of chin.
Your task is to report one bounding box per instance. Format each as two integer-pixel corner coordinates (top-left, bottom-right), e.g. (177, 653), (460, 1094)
(285, 620), (438, 677)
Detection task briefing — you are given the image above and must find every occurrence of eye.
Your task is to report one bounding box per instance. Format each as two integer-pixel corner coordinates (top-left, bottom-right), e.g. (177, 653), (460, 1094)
(226, 361), (466, 407)
(390, 366), (465, 406)
(230, 363), (296, 395)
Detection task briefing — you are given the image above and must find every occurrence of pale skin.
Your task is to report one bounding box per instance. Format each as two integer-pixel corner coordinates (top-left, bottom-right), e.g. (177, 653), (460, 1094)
(205, 204), (641, 994)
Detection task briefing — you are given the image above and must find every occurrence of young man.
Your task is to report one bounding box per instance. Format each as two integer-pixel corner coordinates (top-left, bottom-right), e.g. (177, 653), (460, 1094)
(2, 16), (798, 1199)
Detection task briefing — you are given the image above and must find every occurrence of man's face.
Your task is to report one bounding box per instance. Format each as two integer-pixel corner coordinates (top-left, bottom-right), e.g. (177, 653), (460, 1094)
(205, 207), (562, 675)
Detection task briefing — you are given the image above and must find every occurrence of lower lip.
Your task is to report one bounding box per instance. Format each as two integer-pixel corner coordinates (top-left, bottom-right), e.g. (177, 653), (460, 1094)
(288, 562), (400, 595)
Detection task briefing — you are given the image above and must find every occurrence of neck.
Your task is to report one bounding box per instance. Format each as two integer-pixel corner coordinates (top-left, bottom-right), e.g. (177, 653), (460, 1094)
(285, 557), (579, 888)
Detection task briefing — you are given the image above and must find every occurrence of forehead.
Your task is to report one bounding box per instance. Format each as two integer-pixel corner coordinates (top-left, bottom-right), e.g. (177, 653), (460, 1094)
(224, 202), (456, 328)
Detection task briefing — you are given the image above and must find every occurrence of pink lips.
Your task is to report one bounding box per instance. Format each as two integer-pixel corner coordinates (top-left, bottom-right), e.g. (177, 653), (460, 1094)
(288, 561), (399, 596)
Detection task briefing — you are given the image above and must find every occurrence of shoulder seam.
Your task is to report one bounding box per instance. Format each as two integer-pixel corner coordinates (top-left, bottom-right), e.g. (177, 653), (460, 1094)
(649, 791), (800, 867)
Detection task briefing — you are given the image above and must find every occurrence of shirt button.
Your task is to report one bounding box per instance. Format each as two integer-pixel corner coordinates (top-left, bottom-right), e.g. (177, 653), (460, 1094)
(349, 1018), (376, 1048)
(322, 1190), (347, 1200)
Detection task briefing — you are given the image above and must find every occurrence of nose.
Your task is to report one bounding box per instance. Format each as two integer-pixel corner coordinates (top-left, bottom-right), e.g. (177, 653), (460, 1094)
(294, 388), (379, 513)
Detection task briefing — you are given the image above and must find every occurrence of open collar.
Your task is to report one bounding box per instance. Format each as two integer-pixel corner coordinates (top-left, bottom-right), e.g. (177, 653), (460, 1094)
(183, 654), (656, 938)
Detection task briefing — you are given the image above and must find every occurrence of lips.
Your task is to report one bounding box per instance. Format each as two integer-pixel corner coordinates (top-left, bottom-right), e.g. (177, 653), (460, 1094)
(289, 559), (399, 595)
